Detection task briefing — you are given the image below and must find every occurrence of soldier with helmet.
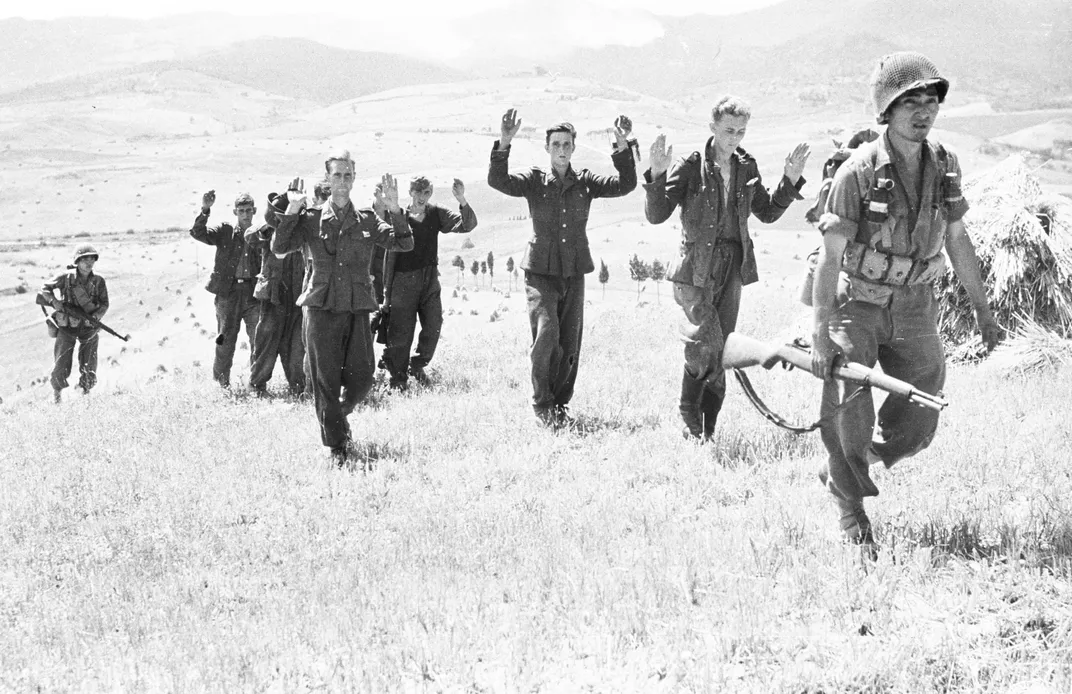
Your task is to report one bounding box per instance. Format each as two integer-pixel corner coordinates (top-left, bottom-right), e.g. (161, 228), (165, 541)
(36, 244), (110, 403)
(810, 52), (1002, 551)
(190, 191), (263, 388)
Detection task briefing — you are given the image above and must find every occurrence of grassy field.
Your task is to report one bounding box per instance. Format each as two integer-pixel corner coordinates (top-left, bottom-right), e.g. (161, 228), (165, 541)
(3, 289), (1072, 692)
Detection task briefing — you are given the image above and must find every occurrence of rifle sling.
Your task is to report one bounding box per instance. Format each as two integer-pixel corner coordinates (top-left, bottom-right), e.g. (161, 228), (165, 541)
(731, 367), (868, 435)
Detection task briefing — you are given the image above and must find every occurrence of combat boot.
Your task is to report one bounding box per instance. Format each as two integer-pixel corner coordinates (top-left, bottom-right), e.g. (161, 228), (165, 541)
(834, 496), (878, 559)
(409, 365), (430, 386)
(329, 447), (348, 469)
(388, 373), (408, 392)
(534, 405), (557, 427)
(679, 369), (706, 440)
(699, 389), (723, 440)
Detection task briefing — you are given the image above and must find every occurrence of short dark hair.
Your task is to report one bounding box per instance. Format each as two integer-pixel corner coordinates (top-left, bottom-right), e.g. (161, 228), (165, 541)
(324, 150), (354, 173)
(545, 122), (577, 145)
(711, 95), (752, 122)
(313, 181), (331, 202)
(409, 176), (432, 193)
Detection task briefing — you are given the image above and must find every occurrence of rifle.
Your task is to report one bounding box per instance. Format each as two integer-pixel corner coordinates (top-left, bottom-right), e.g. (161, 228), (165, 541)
(55, 302), (131, 342)
(724, 332), (947, 410)
(722, 332), (947, 434)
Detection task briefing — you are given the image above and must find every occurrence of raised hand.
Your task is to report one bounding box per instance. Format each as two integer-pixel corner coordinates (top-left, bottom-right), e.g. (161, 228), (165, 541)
(285, 177), (307, 213)
(201, 190), (216, 211)
(613, 114), (632, 149)
(380, 173), (402, 212)
(649, 133), (674, 177)
(783, 142), (811, 184)
(500, 108), (521, 146)
(372, 182), (388, 215)
(452, 178), (467, 205)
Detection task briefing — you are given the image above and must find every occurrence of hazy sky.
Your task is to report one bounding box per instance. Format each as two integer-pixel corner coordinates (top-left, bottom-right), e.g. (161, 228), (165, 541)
(1, 0), (790, 61)
(2, 0), (785, 20)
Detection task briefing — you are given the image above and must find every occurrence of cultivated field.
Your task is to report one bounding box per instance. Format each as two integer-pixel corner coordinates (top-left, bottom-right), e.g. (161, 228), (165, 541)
(3, 277), (1072, 691)
(4, 65), (1072, 692)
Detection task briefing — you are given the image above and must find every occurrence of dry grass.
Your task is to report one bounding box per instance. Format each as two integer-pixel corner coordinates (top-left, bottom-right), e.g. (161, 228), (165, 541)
(3, 295), (1072, 692)
(938, 155), (1072, 357)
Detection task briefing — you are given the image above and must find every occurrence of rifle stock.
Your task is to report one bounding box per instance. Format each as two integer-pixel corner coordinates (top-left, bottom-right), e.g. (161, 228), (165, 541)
(722, 332), (947, 411)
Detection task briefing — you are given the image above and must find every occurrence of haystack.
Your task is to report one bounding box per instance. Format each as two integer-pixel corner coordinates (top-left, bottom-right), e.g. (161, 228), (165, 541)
(936, 154), (1072, 362)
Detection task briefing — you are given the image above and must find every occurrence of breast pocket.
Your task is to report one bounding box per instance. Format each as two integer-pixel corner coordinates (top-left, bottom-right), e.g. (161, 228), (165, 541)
(567, 187), (590, 224)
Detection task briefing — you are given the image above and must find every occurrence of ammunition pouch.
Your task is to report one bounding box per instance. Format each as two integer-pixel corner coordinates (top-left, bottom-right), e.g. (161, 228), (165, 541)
(841, 242), (945, 287)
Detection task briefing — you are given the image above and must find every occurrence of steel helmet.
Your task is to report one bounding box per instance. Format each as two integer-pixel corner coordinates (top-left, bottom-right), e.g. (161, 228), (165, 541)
(869, 52), (949, 124)
(73, 244), (99, 263)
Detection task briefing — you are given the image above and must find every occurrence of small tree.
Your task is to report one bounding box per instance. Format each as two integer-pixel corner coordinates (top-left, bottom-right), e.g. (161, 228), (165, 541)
(506, 257), (515, 290)
(470, 260), (479, 289)
(486, 251), (495, 287)
(650, 259), (666, 303)
(628, 254), (650, 300)
(480, 260), (488, 287)
(451, 255), (465, 286)
(598, 259), (610, 299)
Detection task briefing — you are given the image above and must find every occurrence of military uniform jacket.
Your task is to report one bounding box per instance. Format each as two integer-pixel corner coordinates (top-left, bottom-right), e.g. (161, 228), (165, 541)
(36, 271), (109, 328)
(488, 142), (636, 278)
(643, 143), (804, 288)
(271, 201), (414, 313)
(189, 211), (262, 296)
(246, 224), (305, 306)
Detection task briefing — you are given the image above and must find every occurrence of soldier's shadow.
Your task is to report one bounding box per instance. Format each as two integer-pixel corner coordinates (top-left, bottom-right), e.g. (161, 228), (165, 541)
(345, 439), (410, 472)
(556, 412), (649, 437)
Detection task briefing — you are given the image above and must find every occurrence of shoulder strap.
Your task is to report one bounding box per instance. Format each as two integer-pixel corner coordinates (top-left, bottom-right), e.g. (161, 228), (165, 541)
(858, 143), (895, 245)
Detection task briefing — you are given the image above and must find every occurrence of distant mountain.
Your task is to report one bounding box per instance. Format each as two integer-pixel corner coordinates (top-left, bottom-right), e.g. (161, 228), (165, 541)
(0, 15), (468, 102)
(545, 0), (1072, 110)
(0, 36), (469, 108)
(0, 15), (237, 93)
(172, 38), (468, 105)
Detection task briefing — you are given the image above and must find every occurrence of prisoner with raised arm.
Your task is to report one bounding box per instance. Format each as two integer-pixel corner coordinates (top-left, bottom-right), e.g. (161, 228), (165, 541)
(245, 193), (308, 397)
(810, 52), (1002, 551)
(189, 191), (263, 388)
(372, 175), (478, 390)
(488, 109), (637, 427)
(643, 96), (809, 441)
(269, 152), (414, 468)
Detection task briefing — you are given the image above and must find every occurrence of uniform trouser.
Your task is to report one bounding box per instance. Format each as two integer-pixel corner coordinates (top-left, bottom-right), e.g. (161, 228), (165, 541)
(250, 300), (306, 393)
(525, 272), (585, 411)
(213, 283), (259, 386)
(304, 307), (376, 450)
(672, 244), (744, 398)
(51, 326), (99, 392)
(383, 266), (443, 380)
(819, 285), (946, 501)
